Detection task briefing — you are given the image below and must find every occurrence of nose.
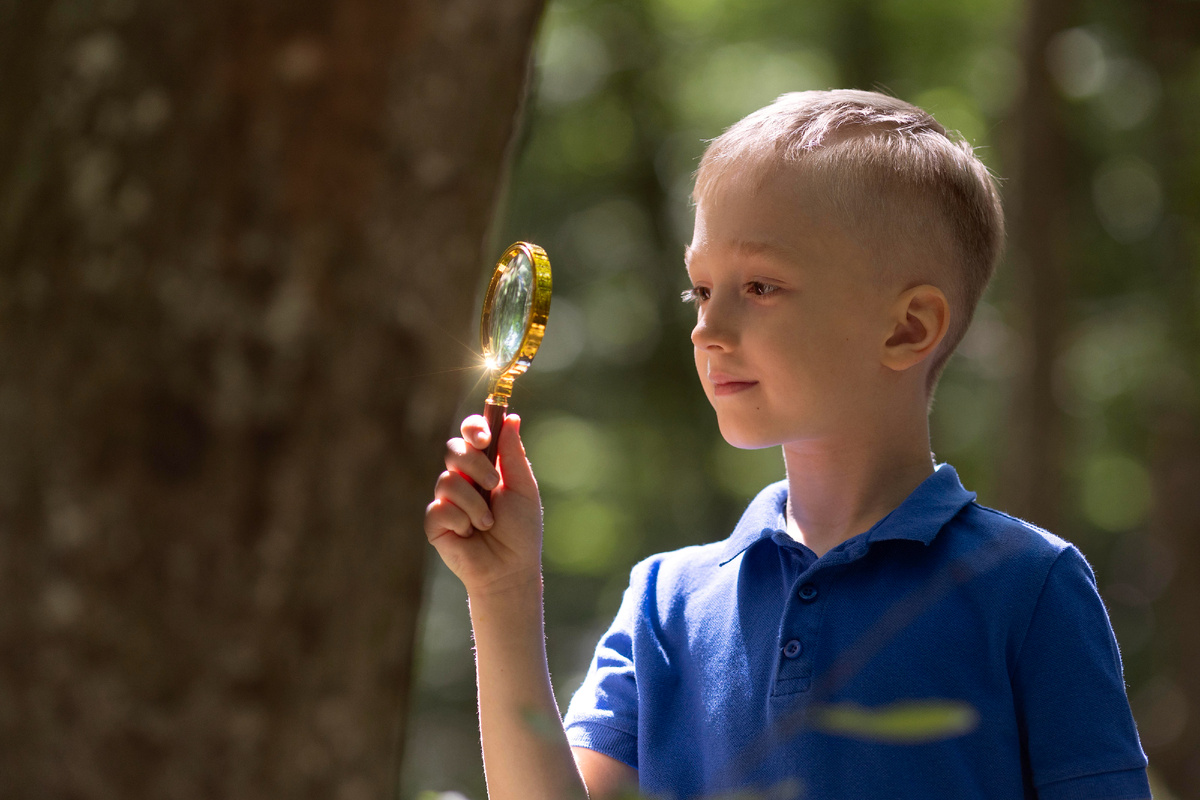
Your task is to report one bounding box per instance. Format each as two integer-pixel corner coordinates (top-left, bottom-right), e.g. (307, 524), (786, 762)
(691, 295), (737, 351)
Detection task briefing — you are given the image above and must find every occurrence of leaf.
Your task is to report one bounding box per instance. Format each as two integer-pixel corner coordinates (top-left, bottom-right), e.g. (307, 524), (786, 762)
(811, 699), (979, 744)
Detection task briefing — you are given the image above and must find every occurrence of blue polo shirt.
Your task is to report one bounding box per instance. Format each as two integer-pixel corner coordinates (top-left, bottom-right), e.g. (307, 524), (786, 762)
(562, 463), (1149, 800)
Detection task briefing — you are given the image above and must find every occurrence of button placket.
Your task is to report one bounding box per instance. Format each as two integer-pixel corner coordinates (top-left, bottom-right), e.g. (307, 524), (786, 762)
(772, 546), (836, 697)
(774, 617), (812, 694)
(774, 581), (821, 695)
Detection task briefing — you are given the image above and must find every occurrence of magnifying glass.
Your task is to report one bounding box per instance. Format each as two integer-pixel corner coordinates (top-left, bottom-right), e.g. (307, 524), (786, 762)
(476, 241), (551, 494)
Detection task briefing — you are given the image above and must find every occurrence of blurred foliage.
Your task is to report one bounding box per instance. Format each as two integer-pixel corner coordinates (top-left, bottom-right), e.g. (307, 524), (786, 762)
(809, 700), (979, 744)
(403, 0), (1190, 796)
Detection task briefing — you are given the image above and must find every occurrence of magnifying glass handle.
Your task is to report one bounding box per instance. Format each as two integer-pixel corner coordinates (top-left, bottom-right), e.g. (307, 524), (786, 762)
(476, 398), (507, 501)
(483, 400), (506, 465)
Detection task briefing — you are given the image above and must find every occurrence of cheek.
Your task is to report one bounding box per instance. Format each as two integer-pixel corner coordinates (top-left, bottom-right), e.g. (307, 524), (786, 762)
(760, 317), (848, 391)
(761, 320), (813, 371)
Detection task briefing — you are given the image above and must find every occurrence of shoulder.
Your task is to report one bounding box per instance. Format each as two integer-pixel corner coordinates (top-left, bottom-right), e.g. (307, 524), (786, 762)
(939, 500), (1100, 608)
(948, 499), (1081, 564)
(623, 539), (731, 610)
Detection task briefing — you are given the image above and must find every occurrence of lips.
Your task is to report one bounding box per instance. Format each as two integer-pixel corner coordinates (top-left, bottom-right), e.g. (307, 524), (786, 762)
(709, 372), (758, 396)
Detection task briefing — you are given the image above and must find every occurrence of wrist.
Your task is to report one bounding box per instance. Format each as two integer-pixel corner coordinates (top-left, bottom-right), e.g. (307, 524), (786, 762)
(468, 568), (548, 655)
(467, 566), (544, 608)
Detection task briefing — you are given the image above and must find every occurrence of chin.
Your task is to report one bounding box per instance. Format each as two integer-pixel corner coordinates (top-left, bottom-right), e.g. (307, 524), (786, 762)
(717, 422), (783, 450)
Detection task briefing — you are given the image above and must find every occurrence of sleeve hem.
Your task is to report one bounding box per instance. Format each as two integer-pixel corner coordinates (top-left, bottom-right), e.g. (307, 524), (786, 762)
(1036, 766), (1151, 800)
(565, 720), (638, 771)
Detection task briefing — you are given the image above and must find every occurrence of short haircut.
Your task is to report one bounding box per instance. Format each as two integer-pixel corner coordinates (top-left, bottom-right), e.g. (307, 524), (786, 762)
(693, 89), (1006, 397)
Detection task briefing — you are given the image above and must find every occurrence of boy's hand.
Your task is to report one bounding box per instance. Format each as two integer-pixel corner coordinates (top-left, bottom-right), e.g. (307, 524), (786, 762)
(424, 413), (543, 597)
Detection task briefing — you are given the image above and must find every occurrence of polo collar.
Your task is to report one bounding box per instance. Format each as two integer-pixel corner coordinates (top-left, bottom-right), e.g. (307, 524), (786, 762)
(717, 462), (977, 566)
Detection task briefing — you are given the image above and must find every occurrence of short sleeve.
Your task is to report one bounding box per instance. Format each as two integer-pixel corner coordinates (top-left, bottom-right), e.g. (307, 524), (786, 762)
(561, 562), (647, 770)
(1013, 545), (1150, 800)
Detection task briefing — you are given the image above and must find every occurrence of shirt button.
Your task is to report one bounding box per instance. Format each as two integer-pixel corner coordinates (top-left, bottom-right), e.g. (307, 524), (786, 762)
(782, 639), (803, 659)
(798, 583), (818, 602)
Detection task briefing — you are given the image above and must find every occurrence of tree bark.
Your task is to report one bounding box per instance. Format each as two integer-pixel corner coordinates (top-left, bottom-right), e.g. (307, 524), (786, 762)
(0, 0), (544, 797)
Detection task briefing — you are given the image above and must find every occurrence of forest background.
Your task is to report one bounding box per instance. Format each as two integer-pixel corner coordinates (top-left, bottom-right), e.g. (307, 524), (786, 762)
(1, 0), (1196, 798)
(408, 0), (1198, 798)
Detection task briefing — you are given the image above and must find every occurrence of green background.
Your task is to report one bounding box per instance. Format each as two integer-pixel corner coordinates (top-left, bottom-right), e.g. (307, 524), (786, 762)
(405, 0), (1192, 795)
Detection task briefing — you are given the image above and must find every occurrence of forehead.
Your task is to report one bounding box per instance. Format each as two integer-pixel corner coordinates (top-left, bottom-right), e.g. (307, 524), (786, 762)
(688, 167), (870, 271)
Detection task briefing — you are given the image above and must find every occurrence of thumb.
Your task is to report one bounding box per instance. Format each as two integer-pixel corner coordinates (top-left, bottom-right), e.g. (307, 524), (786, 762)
(496, 413), (538, 498)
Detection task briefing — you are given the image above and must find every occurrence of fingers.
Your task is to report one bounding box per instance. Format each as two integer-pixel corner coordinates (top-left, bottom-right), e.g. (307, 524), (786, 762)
(427, 470), (495, 539)
(427, 413), (536, 551)
(424, 496), (472, 541)
(444, 435), (500, 492)
(495, 414), (538, 498)
(461, 414), (491, 451)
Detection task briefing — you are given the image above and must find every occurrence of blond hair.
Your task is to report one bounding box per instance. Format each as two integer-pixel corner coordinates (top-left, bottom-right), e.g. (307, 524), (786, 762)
(693, 89), (1005, 397)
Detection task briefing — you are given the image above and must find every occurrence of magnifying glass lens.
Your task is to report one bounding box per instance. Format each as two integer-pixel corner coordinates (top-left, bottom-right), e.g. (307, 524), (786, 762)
(488, 249), (534, 367)
(475, 242), (549, 496)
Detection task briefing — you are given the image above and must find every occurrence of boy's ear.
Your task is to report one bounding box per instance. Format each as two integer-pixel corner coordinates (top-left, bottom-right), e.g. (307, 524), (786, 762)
(880, 284), (950, 372)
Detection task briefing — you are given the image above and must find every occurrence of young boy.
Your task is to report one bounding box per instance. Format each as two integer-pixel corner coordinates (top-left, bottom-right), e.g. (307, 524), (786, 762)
(424, 90), (1150, 800)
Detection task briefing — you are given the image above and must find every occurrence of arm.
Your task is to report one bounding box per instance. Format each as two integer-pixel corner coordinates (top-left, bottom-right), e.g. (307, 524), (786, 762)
(468, 570), (584, 800)
(573, 747), (639, 798)
(425, 414), (627, 800)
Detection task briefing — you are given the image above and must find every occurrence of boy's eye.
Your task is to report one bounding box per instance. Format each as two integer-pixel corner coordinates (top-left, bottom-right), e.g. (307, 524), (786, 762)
(680, 283), (779, 304)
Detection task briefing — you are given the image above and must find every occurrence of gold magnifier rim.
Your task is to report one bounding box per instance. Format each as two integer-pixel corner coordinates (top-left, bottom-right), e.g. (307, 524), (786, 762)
(479, 241), (551, 400)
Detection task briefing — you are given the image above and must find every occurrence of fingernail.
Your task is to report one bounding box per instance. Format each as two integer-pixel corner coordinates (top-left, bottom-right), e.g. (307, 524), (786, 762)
(481, 511), (494, 528)
(485, 471), (499, 489)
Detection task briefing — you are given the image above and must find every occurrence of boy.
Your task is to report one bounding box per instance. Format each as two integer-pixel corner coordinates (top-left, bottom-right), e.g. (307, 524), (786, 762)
(423, 90), (1150, 799)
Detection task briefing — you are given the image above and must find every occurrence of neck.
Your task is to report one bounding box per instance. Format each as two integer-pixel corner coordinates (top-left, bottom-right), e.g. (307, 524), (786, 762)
(782, 406), (934, 559)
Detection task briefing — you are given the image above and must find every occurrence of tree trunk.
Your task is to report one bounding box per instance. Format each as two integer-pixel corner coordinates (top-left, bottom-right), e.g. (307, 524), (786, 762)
(997, 0), (1074, 530)
(1143, 1), (1200, 794)
(0, 1), (544, 797)
(1144, 412), (1200, 798)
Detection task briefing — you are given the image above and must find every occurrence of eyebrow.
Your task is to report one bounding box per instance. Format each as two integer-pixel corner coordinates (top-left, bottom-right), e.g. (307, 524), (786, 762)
(684, 239), (798, 268)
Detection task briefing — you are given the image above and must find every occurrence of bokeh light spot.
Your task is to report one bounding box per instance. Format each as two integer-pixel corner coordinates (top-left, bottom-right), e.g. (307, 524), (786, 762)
(1046, 27), (1107, 98)
(543, 498), (625, 574)
(1080, 452), (1152, 532)
(536, 20), (611, 107)
(526, 414), (615, 492)
(1058, 302), (1168, 407)
(966, 46), (1023, 116)
(1097, 57), (1161, 130)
